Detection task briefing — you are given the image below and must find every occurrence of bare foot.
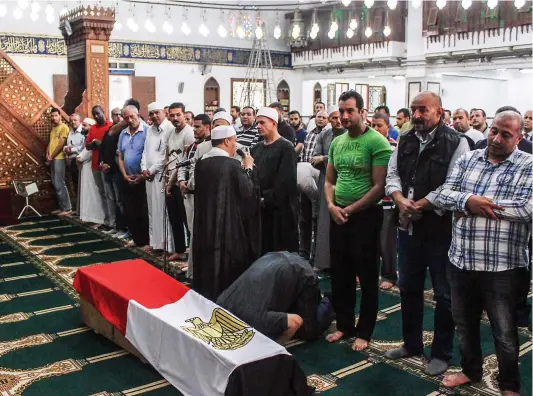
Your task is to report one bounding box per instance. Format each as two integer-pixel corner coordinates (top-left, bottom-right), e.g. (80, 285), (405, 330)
(51, 209), (61, 215)
(326, 331), (344, 343)
(59, 210), (73, 216)
(442, 372), (471, 388)
(167, 253), (186, 261)
(143, 245), (153, 252)
(277, 314), (303, 344)
(352, 338), (369, 351)
(380, 280), (395, 290)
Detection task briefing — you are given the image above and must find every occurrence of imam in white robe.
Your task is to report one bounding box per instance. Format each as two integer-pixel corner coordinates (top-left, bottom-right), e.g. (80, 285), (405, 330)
(141, 118), (175, 252)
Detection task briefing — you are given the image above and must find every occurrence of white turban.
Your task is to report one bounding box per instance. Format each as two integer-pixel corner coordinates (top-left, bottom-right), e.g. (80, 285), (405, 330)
(211, 125), (236, 140)
(257, 107), (278, 123)
(213, 111), (233, 125)
(83, 118), (96, 126)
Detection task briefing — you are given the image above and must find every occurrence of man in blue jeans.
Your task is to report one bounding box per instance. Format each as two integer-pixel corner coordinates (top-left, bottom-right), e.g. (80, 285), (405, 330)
(385, 91), (470, 375)
(433, 111), (531, 395)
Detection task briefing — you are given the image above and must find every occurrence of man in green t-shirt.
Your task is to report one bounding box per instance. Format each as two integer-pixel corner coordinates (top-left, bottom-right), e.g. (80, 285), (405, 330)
(46, 107), (72, 215)
(324, 90), (392, 352)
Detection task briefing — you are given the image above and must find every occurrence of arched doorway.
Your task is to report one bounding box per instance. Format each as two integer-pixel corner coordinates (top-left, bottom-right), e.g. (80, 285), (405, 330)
(204, 77), (220, 114)
(276, 80), (290, 114)
(313, 83), (322, 108)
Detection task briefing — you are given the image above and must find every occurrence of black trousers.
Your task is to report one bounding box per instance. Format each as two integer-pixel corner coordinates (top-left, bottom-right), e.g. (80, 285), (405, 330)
(329, 205), (382, 341)
(448, 264), (521, 393)
(166, 185), (188, 254)
(120, 178), (149, 247)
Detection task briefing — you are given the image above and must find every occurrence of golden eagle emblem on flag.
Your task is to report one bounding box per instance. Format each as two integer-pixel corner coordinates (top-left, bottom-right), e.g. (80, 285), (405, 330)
(181, 308), (255, 350)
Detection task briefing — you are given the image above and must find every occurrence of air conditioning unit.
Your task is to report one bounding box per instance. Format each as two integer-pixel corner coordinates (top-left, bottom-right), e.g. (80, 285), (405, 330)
(109, 62), (135, 75)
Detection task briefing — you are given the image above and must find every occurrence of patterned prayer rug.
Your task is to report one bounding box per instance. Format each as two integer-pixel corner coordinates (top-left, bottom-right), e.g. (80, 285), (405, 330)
(0, 216), (531, 395)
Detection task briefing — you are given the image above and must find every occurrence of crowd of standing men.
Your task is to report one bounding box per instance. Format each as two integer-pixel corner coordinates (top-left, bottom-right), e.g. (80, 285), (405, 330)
(45, 91), (531, 395)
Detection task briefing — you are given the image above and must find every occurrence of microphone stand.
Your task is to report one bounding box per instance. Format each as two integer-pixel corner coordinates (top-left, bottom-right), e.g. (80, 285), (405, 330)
(160, 153), (182, 275)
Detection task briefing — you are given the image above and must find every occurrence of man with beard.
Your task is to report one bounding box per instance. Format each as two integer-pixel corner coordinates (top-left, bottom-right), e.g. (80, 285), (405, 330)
(118, 106), (149, 249)
(452, 108), (482, 145)
(177, 114), (212, 277)
(165, 102), (194, 261)
(269, 102), (295, 145)
(312, 107), (345, 271)
(193, 125), (261, 301)
(385, 91), (470, 375)
(251, 107), (298, 254)
(307, 101), (326, 133)
(289, 110), (307, 154)
(141, 102), (175, 254)
(184, 111), (194, 127)
(325, 91), (391, 352)
(99, 108), (127, 238)
(236, 106), (259, 148)
(86, 106), (113, 230)
(230, 105), (242, 131)
(433, 111), (532, 396)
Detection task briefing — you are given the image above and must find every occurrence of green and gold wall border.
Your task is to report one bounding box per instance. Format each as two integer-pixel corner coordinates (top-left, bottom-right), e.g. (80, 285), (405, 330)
(0, 33), (292, 69)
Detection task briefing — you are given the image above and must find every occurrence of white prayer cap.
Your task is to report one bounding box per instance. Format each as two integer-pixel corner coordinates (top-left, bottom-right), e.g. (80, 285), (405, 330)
(257, 107), (278, 123)
(147, 102), (164, 112)
(327, 105), (339, 114)
(83, 117), (96, 126)
(211, 125), (236, 140)
(213, 111), (233, 125)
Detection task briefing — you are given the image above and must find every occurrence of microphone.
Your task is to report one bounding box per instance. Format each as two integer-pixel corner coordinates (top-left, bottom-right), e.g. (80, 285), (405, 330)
(236, 148), (246, 157)
(174, 157), (198, 169)
(168, 148), (182, 156)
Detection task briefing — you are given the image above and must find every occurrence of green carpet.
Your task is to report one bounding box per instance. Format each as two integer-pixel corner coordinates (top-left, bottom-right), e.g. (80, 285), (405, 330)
(0, 215), (531, 395)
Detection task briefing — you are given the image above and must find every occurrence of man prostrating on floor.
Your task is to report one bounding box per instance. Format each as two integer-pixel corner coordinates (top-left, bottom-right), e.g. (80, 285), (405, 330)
(325, 90), (391, 351)
(217, 252), (334, 344)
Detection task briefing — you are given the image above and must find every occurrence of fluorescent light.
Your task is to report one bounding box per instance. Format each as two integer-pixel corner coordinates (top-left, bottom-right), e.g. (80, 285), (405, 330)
(274, 25), (281, 39)
(519, 68), (533, 74)
(368, 75), (375, 79)
(393, 75), (405, 80)
(496, 68), (506, 72)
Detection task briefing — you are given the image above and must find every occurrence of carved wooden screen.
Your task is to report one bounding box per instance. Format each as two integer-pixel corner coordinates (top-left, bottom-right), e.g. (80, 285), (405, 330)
(0, 49), (68, 213)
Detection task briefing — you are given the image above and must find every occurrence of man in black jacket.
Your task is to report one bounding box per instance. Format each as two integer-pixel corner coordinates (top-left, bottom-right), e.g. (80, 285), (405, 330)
(269, 102), (295, 145)
(384, 92), (471, 376)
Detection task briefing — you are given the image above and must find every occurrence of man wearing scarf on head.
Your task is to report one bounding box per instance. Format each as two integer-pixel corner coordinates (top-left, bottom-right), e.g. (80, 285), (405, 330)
(192, 125), (261, 301)
(251, 107), (299, 254)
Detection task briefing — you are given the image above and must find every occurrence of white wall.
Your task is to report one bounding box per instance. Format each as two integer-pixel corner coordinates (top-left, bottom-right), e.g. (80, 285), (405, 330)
(0, 1), (290, 52)
(440, 71), (533, 117)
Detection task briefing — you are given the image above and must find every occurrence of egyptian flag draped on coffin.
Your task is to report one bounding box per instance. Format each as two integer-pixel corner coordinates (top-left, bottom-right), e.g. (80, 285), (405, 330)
(73, 259), (312, 396)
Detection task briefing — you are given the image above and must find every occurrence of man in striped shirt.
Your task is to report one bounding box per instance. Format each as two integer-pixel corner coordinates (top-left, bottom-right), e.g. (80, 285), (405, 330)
(236, 106), (259, 148)
(433, 111), (532, 395)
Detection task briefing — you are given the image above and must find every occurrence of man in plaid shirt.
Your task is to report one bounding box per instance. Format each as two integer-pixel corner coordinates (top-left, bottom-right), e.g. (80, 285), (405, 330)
(433, 111), (532, 395)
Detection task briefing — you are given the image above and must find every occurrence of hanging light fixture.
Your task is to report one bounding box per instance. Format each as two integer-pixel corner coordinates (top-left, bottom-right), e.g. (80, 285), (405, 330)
(289, 8), (307, 47)
(487, 0), (498, 9)
(341, 0), (352, 6)
(412, 0), (422, 8)
(365, 26), (372, 37)
(218, 11), (227, 38)
(328, 29), (335, 39)
(144, 19), (156, 32)
(0, 4), (7, 18)
(162, 21), (173, 35)
(17, 0), (28, 10)
(46, 13), (54, 24)
(309, 8), (319, 39)
(364, 0), (374, 8)
(273, 25), (281, 39)
(30, 1), (41, 14)
(515, 0), (526, 8)
(13, 7), (23, 19)
(127, 18), (139, 32)
(255, 25), (263, 39)
(181, 21), (191, 35)
(114, 20), (122, 31)
(461, 0), (472, 9)
(346, 28), (354, 38)
(30, 12), (38, 21)
(45, 3), (53, 17)
(387, 0), (397, 10)
(199, 10), (209, 37)
(436, 0), (446, 9)
(350, 18), (358, 30)
(236, 25), (245, 38)
(383, 11), (391, 37)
